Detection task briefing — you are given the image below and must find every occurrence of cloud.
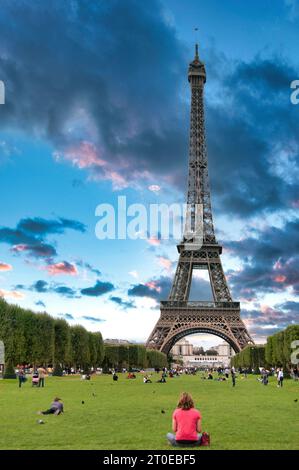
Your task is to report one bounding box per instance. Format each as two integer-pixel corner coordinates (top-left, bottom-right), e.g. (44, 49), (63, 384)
(0, 216), (86, 259)
(157, 256), (172, 272)
(241, 300), (299, 339)
(110, 296), (135, 309)
(227, 219), (299, 299)
(0, 262), (12, 271)
(148, 185), (161, 193)
(0, 0), (186, 190)
(128, 276), (172, 301)
(11, 243), (57, 258)
(82, 315), (105, 323)
(53, 285), (79, 298)
(206, 54), (299, 218)
(81, 280), (115, 297)
(17, 217), (86, 236)
(46, 261), (78, 276)
(58, 313), (74, 320)
(0, 289), (24, 299)
(19, 279), (79, 298)
(35, 300), (46, 308)
(31, 280), (49, 293)
(76, 260), (101, 276)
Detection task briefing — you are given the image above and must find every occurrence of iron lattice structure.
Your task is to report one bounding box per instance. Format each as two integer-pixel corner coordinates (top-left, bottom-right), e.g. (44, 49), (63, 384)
(146, 45), (253, 354)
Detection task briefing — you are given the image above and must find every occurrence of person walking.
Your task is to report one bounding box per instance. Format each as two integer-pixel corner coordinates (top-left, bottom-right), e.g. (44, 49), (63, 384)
(277, 368), (284, 388)
(17, 367), (25, 388)
(37, 366), (47, 388)
(231, 366), (236, 387)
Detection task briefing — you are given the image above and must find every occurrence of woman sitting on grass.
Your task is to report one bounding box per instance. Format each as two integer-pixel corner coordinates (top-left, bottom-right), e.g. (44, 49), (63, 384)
(38, 397), (64, 416)
(167, 392), (202, 446)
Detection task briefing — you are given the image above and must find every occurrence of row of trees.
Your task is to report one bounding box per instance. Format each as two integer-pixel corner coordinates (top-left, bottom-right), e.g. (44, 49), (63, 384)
(103, 344), (167, 370)
(231, 345), (265, 371)
(231, 325), (299, 370)
(0, 299), (168, 375)
(265, 325), (299, 368)
(0, 299), (104, 374)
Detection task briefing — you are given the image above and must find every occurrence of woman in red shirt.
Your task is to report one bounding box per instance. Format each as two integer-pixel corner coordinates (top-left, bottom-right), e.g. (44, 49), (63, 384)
(167, 392), (202, 446)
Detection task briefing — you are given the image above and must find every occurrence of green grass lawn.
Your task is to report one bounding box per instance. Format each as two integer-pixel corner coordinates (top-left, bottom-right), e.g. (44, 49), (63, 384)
(0, 373), (298, 450)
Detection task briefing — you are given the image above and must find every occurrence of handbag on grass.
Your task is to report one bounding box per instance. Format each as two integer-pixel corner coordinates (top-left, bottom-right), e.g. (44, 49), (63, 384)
(200, 432), (210, 446)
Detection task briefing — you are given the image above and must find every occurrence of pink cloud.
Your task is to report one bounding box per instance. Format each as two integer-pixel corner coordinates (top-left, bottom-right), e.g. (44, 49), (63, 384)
(45, 261), (78, 276)
(157, 256), (172, 272)
(0, 262), (12, 271)
(0, 289), (24, 299)
(148, 184), (161, 193)
(147, 237), (161, 246)
(274, 275), (286, 283)
(145, 281), (161, 293)
(11, 244), (28, 252)
(54, 140), (155, 190)
(54, 140), (105, 169)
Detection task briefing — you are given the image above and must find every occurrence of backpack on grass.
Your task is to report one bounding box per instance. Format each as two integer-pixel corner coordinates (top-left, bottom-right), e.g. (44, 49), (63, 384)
(200, 432), (210, 446)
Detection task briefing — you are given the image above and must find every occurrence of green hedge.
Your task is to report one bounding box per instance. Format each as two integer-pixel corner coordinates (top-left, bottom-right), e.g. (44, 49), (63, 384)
(231, 345), (266, 370)
(265, 325), (299, 367)
(103, 344), (167, 370)
(232, 325), (299, 370)
(0, 298), (104, 370)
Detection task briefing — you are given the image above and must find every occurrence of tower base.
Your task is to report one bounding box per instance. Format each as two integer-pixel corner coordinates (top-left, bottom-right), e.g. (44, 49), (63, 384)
(146, 301), (253, 355)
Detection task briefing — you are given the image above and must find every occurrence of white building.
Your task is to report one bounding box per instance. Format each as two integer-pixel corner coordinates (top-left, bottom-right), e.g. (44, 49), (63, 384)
(171, 338), (193, 356)
(171, 338), (234, 367)
(180, 354), (231, 368)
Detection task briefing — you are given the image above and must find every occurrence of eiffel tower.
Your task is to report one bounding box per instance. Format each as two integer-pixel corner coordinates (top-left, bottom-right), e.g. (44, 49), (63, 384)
(146, 44), (254, 354)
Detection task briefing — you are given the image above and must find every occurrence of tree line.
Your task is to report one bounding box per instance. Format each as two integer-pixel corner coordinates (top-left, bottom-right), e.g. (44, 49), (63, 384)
(231, 325), (299, 370)
(0, 299), (167, 375)
(103, 344), (167, 371)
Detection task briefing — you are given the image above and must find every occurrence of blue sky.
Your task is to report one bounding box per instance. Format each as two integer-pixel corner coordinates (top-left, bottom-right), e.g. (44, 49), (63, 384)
(0, 0), (299, 348)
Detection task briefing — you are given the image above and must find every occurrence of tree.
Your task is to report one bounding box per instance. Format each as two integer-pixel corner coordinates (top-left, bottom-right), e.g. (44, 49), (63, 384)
(103, 345), (119, 370)
(93, 332), (104, 366)
(205, 349), (218, 356)
(70, 325), (90, 370)
(54, 319), (71, 367)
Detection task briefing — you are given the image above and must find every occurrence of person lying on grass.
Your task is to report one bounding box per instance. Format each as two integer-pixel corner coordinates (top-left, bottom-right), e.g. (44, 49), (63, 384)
(166, 392), (202, 446)
(38, 397), (64, 416)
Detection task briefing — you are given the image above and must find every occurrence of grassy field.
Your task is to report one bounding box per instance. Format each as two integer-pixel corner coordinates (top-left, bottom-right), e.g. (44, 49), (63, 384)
(0, 372), (298, 450)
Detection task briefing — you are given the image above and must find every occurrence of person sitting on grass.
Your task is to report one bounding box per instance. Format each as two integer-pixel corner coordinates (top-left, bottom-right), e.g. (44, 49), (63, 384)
(167, 392), (202, 447)
(38, 397), (64, 416)
(143, 375), (152, 383)
(157, 372), (166, 383)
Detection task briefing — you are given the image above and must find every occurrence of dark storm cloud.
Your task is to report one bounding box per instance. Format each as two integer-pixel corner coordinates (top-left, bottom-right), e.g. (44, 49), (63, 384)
(0, 1), (298, 220)
(206, 55), (299, 218)
(81, 280), (115, 297)
(0, 0), (186, 187)
(241, 301), (299, 338)
(226, 219), (299, 299)
(110, 296), (135, 309)
(18, 217), (86, 236)
(0, 216), (86, 259)
(128, 275), (212, 301)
